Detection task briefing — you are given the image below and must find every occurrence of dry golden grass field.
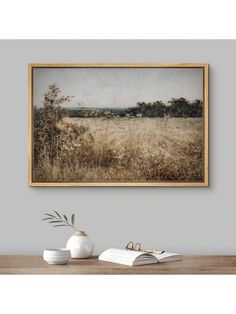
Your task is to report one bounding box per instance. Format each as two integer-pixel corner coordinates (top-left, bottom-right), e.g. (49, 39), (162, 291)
(33, 117), (203, 182)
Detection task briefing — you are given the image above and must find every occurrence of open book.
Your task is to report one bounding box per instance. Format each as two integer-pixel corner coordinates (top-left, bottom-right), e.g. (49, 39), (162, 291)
(99, 248), (182, 266)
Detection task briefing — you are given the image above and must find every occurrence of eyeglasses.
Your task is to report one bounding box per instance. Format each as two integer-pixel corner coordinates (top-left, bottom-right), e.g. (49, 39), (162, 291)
(125, 241), (165, 254)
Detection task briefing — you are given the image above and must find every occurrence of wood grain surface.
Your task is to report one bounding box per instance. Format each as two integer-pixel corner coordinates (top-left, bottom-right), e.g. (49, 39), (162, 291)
(1, 255), (236, 274)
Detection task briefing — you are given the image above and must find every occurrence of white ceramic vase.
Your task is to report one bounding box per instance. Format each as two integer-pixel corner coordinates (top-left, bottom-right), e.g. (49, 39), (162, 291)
(66, 231), (94, 258)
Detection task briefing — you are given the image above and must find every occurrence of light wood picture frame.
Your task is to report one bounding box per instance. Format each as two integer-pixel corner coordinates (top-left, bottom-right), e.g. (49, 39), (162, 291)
(28, 64), (208, 186)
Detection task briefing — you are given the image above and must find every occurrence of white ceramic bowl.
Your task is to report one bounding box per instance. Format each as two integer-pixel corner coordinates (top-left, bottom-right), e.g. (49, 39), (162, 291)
(43, 248), (71, 265)
(43, 248), (71, 257)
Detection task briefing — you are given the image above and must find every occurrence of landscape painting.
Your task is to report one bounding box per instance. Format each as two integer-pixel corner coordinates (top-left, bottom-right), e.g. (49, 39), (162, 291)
(29, 64), (208, 186)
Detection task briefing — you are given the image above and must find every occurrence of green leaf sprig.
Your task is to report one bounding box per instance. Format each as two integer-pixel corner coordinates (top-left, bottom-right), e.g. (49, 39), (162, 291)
(42, 211), (79, 231)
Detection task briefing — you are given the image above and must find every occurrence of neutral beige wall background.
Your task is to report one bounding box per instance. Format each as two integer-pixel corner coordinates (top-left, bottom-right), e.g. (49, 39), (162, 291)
(0, 40), (235, 255)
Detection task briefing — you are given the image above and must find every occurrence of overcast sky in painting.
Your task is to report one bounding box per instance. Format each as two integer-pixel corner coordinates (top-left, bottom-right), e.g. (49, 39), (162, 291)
(33, 68), (203, 108)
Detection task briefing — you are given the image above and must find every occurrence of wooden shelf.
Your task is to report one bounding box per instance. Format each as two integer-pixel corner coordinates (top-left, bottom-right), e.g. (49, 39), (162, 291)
(1, 255), (236, 274)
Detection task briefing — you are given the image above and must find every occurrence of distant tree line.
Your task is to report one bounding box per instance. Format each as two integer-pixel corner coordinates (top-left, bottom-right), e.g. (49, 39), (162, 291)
(67, 97), (203, 118)
(128, 98), (202, 117)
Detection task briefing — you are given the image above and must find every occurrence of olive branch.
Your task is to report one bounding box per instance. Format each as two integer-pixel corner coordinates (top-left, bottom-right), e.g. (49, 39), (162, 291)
(42, 211), (79, 231)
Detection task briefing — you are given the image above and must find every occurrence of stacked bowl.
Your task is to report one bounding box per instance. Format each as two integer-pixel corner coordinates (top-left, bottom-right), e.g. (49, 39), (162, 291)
(43, 248), (71, 264)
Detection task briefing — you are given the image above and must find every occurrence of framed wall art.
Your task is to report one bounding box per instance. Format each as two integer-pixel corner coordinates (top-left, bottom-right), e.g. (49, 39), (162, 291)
(28, 64), (208, 186)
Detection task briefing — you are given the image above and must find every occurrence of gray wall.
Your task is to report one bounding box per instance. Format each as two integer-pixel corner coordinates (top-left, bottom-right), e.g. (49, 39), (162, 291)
(0, 40), (235, 255)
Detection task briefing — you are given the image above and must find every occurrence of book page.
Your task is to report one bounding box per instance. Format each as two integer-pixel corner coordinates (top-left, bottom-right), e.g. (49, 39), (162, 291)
(152, 251), (182, 262)
(99, 248), (154, 266)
